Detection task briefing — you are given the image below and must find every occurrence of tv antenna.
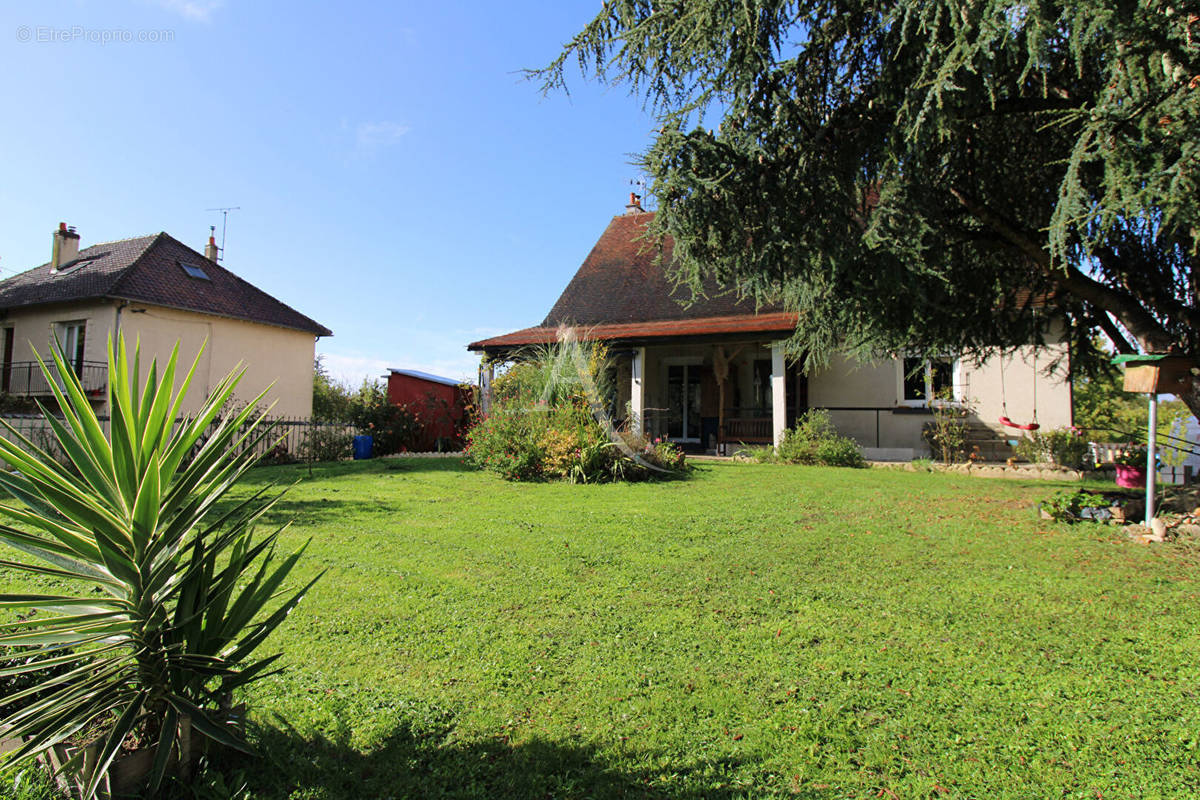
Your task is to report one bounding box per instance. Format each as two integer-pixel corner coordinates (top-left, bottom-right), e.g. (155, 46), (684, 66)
(205, 206), (240, 261)
(627, 177), (655, 210)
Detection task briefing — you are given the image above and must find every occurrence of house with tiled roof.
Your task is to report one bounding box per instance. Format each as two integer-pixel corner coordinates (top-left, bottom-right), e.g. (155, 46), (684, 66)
(0, 223), (331, 417)
(469, 196), (1073, 459)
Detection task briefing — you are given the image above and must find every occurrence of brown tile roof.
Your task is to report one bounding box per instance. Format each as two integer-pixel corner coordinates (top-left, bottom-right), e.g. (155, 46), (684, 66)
(469, 312), (798, 351)
(542, 211), (783, 326)
(471, 211), (791, 352)
(0, 233), (331, 336)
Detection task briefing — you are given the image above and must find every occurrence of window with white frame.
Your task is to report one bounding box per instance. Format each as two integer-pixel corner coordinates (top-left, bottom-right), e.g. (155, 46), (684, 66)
(901, 356), (957, 406)
(55, 321), (86, 375)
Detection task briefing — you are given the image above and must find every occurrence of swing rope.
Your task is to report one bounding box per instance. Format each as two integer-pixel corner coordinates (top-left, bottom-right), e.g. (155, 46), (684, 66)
(999, 352), (1040, 431)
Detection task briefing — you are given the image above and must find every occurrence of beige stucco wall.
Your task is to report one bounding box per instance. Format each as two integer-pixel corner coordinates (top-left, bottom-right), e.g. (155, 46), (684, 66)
(959, 343), (1073, 433)
(2, 300), (113, 365)
(807, 341), (1073, 453)
(633, 336), (1073, 455)
(0, 300), (317, 417)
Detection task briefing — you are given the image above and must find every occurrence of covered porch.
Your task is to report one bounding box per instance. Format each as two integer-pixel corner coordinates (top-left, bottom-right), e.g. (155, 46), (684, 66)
(469, 314), (947, 460)
(617, 340), (797, 453)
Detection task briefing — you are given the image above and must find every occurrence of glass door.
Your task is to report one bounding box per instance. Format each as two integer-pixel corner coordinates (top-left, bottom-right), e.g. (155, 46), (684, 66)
(667, 364), (702, 442)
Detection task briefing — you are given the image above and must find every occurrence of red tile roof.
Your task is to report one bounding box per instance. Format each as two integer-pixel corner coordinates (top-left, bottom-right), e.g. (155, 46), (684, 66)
(0, 232), (331, 336)
(469, 312), (798, 351)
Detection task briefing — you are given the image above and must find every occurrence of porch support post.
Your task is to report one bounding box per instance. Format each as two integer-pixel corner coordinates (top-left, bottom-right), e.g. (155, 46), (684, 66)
(630, 347), (646, 435)
(771, 341), (787, 449)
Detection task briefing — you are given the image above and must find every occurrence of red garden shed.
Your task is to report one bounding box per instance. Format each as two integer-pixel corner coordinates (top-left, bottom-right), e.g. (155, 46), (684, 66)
(385, 368), (475, 451)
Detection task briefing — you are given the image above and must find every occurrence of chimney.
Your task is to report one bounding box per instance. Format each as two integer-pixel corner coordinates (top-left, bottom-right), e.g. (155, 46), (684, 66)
(205, 229), (220, 262)
(625, 192), (644, 214)
(51, 222), (80, 271)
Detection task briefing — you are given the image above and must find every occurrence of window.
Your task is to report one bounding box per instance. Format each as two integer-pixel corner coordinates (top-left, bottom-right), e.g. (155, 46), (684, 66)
(52, 258), (97, 276)
(55, 321), (86, 375)
(901, 356), (957, 406)
(178, 260), (210, 280)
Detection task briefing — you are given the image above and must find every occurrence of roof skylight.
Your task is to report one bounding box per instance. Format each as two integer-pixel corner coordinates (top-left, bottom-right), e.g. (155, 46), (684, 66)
(179, 261), (210, 280)
(52, 258), (97, 276)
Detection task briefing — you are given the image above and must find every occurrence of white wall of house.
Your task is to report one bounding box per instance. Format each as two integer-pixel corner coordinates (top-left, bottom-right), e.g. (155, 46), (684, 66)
(0, 300), (318, 417)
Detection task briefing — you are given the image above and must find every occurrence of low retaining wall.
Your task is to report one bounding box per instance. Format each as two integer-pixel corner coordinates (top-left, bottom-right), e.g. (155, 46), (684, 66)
(871, 461), (1089, 481)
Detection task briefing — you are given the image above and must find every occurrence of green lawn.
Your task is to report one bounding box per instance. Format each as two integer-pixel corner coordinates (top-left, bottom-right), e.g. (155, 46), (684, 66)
(4, 459), (1200, 798)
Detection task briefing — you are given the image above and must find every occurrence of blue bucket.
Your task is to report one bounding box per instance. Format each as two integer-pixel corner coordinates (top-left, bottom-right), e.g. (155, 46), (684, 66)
(352, 434), (374, 460)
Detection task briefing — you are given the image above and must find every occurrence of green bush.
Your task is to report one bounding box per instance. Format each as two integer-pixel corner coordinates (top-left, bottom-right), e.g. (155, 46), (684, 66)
(1039, 489), (1111, 522)
(771, 410), (866, 468)
(465, 340), (686, 482)
(301, 426), (353, 463)
(350, 382), (421, 455)
(1015, 426), (1090, 469)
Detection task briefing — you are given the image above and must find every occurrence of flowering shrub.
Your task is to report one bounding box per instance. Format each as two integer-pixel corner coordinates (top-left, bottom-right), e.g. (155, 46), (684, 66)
(1112, 443), (1157, 468)
(465, 340), (687, 482)
(351, 382), (421, 455)
(921, 395), (972, 464)
(643, 437), (687, 471)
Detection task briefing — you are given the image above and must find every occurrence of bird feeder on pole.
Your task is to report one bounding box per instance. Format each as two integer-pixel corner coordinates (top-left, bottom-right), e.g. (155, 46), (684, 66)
(1111, 354), (1192, 525)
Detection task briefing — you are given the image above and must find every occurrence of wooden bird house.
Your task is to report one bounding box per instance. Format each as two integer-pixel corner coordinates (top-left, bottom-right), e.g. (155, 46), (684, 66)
(1118, 355), (1194, 394)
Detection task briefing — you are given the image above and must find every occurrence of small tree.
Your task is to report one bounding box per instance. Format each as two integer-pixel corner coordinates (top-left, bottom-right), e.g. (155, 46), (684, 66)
(312, 356), (353, 423)
(0, 338), (320, 798)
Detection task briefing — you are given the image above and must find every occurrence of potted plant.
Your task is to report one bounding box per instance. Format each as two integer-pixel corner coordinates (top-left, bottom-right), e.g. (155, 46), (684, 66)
(0, 338), (321, 799)
(1113, 444), (1152, 488)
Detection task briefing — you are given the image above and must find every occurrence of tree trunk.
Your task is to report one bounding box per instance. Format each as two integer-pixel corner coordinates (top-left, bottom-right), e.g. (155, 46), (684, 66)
(1176, 372), (1200, 422)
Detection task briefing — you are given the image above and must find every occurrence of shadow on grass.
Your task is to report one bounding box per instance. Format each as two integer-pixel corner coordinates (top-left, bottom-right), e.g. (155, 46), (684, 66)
(244, 456), (472, 485)
(220, 716), (832, 800)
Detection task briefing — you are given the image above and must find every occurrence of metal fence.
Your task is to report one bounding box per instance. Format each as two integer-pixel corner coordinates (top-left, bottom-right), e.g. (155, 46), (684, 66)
(0, 413), (355, 468)
(1090, 441), (1197, 486)
(1, 360), (108, 397)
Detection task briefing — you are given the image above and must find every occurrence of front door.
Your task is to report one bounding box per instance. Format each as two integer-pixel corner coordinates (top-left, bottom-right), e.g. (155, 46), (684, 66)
(666, 364), (702, 442)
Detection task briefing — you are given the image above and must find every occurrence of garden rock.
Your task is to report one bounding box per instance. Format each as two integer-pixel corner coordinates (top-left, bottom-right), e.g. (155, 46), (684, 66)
(1174, 524), (1200, 540)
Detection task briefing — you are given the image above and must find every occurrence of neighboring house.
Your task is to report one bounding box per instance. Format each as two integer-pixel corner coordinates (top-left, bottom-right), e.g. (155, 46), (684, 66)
(0, 223), (332, 417)
(386, 368), (474, 450)
(468, 197), (1072, 460)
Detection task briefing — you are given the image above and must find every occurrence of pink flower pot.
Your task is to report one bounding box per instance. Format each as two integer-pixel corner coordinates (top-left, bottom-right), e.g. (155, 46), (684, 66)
(1115, 464), (1147, 489)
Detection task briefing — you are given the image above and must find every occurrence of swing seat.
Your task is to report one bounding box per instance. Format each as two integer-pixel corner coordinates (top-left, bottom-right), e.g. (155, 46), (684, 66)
(999, 415), (1040, 432)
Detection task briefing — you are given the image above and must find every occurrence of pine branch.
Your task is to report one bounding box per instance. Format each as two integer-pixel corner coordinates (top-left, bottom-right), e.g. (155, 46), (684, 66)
(948, 186), (1176, 353)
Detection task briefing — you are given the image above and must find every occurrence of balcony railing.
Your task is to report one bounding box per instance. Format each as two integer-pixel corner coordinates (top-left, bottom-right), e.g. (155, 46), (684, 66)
(0, 360), (108, 399)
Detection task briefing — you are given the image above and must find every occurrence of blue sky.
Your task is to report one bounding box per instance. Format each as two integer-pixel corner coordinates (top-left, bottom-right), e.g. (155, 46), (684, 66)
(0, 0), (657, 386)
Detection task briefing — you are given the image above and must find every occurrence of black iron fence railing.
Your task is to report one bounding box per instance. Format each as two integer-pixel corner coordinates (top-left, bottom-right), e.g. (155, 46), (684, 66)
(0, 360), (108, 398)
(0, 413), (357, 467)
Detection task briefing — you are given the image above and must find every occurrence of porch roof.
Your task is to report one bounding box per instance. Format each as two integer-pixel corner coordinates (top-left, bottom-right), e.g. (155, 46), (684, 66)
(467, 311), (798, 354)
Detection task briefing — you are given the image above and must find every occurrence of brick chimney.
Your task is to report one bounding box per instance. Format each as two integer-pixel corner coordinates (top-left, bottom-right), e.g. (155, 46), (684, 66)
(51, 222), (80, 271)
(205, 232), (220, 262)
(624, 192), (644, 214)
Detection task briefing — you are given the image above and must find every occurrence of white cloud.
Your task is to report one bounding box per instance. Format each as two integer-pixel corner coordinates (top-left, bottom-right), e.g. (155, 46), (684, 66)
(356, 121), (411, 150)
(317, 352), (390, 388)
(150, 0), (224, 21)
(318, 350), (481, 389)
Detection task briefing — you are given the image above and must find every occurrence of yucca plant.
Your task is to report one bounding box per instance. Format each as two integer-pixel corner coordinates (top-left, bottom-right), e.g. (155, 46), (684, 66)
(0, 337), (320, 798)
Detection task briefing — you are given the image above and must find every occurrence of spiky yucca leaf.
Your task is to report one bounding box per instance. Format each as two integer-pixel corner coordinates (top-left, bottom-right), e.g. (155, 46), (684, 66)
(0, 337), (321, 799)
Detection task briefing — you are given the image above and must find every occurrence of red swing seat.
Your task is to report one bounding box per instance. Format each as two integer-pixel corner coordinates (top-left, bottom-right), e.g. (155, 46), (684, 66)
(999, 415), (1040, 431)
